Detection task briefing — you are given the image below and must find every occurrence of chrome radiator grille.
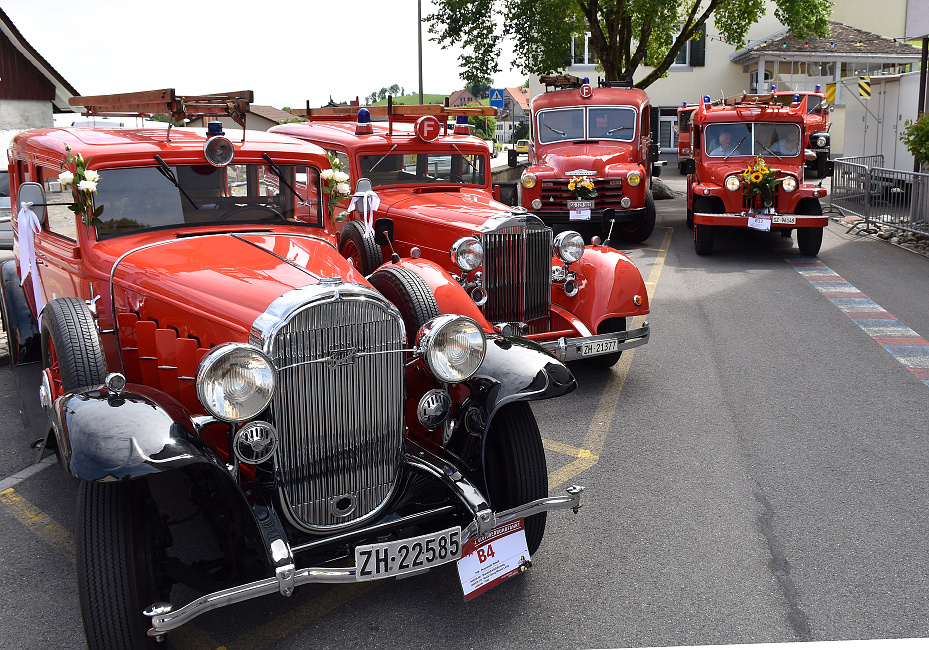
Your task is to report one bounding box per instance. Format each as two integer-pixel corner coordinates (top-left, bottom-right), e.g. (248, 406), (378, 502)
(482, 223), (553, 323)
(268, 296), (405, 532)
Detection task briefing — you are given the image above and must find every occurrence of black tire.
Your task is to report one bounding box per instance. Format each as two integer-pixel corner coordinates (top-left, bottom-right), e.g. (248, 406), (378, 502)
(617, 191), (656, 243)
(686, 207), (694, 229)
(339, 220), (383, 275)
(692, 197), (717, 256)
(41, 297), (107, 395)
(484, 402), (548, 555)
(583, 317), (626, 370)
(77, 480), (166, 650)
(367, 266), (440, 343)
(795, 201), (824, 256)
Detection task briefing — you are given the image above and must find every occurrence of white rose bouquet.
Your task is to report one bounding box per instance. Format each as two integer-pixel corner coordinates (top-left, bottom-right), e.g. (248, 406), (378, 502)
(58, 145), (103, 230)
(322, 152), (352, 222)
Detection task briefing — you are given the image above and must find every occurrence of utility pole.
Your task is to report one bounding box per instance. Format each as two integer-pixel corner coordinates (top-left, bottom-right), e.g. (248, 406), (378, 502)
(418, 0), (424, 104)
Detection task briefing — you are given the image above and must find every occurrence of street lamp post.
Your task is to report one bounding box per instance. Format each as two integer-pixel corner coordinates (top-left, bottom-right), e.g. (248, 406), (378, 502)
(418, 0), (424, 104)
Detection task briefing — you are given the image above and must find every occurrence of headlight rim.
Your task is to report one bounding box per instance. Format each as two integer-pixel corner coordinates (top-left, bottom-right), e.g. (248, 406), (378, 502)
(626, 170), (642, 187)
(196, 343), (276, 423)
(521, 172), (538, 189)
(724, 174), (742, 192)
(553, 230), (586, 263)
(415, 315), (487, 384)
(450, 236), (484, 272)
(781, 176), (797, 192)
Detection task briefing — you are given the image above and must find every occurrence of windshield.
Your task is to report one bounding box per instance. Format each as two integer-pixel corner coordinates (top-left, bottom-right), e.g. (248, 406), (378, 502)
(358, 152), (486, 188)
(537, 106), (637, 144)
(704, 122), (802, 158)
(91, 163), (322, 238)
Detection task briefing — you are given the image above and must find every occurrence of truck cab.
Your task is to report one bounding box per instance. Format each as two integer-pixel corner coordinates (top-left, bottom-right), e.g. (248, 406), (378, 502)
(773, 86), (832, 178)
(676, 103), (697, 175)
(682, 92), (828, 256)
(515, 75), (660, 244)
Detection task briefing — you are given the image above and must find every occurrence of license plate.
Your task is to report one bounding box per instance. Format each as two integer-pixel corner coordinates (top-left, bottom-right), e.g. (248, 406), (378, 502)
(772, 215), (796, 224)
(356, 526), (461, 581)
(581, 338), (619, 356)
(568, 200), (593, 221)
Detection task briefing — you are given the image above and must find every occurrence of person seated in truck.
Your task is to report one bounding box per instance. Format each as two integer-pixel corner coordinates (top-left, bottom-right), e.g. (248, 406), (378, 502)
(769, 129), (801, 156)
(707, 124), (749, 156)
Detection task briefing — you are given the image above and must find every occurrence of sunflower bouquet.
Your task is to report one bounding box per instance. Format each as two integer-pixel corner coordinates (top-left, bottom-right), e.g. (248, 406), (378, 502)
(567, 176), (597, 200)
(741, 156), (783, 208)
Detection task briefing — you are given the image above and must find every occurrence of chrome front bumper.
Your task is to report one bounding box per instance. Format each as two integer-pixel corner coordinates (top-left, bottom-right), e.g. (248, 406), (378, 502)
(540, 322), (649, 362)
(147, 473), (585, 639)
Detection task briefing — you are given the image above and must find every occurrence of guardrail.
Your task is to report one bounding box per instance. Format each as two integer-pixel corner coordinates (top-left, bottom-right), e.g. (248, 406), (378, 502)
(831, 155), (929, 237)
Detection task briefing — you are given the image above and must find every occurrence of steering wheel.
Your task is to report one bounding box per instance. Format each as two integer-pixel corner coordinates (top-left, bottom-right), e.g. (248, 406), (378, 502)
(216, 205), (286, 222)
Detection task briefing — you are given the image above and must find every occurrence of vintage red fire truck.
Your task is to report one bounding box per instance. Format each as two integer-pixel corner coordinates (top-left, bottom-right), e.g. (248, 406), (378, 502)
(271, 100), (650, 370)
(682, 91), (828, 256)
(0, 90), (585, 647)
(772, 85), (832, 178)
(511, 75), (662, 244)
(677, 102), (697, 175)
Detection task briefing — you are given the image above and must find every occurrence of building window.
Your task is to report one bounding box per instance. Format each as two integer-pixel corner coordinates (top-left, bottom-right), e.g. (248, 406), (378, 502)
(571, 34), (599, 66)
(670, 24), (706, 68)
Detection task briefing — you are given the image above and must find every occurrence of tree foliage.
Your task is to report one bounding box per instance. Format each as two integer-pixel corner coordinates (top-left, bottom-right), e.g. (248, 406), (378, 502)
(901, 112), (929, 165)
(427, 0), (832, 89)
(365, 84), (405, 105)
(465, 103), (497, 139)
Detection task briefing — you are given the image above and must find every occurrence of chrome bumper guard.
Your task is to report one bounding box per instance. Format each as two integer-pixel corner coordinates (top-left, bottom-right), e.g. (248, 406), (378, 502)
(147, 484), (585, 638)
(540, 322), (649, 362)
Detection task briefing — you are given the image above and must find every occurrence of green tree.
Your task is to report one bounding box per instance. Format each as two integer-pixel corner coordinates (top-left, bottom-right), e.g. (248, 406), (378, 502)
(901, 112), (929, 167)
(427, 0), (831, 89)
(511, 121), (529, 143)
(465, 103), (497, 139)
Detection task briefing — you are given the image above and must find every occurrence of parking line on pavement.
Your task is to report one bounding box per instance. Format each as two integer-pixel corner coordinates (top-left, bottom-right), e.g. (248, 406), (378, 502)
(0, 454), (56, 493)
(787, 257), (929, 387)
(0, 487), (76, 562)
(550, 227), (672, 490)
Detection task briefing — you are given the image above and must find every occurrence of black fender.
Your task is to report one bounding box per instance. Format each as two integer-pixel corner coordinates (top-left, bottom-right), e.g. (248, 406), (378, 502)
(471, 335), (575, 434)
(1, 259), (41, 365)
(51, 383), (226, 482)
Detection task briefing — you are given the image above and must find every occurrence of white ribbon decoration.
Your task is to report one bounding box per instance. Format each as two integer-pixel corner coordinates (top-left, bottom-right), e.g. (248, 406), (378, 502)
(17, 202), (45, 321)
(347, 190), (380, 237)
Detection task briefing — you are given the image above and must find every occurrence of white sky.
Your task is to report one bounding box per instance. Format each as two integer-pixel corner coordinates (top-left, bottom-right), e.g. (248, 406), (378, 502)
(3, 0), (527, 110)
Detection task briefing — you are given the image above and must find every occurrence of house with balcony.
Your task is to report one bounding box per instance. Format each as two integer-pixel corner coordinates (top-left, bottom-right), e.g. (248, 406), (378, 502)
(529, 0), (920, 159)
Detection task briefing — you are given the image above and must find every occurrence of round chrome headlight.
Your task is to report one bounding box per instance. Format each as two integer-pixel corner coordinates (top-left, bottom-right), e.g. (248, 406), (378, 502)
(416, 315), (486, 384)
(816, 135), (828, 148)
(554, 231), (585, 263)
(450, 237), (484, 271)
(197, 344), (276, 422)
(521, 172), (538, 189)
(626, 171), (642, 187)
(725, 175), (742, 192)
(204, 136), (235, 167)
(781, 176), (797, 192)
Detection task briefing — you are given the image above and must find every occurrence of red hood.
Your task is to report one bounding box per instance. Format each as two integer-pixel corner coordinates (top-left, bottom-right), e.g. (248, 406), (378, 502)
(698, 158), (804, 187)
(532, 142), (640, 176)
(109, 233), (368, 342)
(377, 187), (513, 231)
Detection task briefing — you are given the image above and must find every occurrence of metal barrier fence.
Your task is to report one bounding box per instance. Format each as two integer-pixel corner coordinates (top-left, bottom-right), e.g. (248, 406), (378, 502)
(831, 155), (929, 237)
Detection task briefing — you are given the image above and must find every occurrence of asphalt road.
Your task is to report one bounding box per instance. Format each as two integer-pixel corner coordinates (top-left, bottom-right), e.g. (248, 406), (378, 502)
(2, 176), (929, 650)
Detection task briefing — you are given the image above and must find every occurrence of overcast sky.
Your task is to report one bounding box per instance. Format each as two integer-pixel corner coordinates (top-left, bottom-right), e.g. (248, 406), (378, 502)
(3, 0), (527, 110)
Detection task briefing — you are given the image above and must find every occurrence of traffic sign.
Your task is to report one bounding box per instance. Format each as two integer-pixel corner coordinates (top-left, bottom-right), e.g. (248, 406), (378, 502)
(489, 89), (504, 109)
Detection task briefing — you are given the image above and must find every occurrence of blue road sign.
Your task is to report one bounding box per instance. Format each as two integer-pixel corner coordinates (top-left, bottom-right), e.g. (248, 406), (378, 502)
(489, 89), (505, 109)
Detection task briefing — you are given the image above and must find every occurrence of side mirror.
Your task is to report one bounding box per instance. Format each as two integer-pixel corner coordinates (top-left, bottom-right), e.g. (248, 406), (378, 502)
(373, 218), (393, 245)
(648, 143), (660, 162)
(17, 182), (46, 223)
(681, 158), (696, 175)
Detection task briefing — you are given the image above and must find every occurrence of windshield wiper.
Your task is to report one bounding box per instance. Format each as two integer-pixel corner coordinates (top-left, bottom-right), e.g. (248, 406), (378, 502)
(366, 144), (398, 173)
(154, 155), (199, 209)
(723, 136), (748, 161)
(754, 140), (782, 160)
(451, 145), (479, 174)
(607, 126), (633, 134)
(262, 153), (308, 205)
(544, 123), (566, 136)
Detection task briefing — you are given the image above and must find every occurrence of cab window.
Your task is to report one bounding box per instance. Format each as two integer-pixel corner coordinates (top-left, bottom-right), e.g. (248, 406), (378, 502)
(38, 165), (78, 241)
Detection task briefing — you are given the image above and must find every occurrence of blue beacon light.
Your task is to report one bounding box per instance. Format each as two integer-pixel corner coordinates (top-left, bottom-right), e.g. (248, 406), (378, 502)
(454, 114), (471, 135)
(356, 108), (373, 135)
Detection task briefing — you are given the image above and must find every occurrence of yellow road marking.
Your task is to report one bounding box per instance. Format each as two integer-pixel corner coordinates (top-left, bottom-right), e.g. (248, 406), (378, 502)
(549, 226), (672, 489)
(542, 439), (597, 458)
(0, 488), (76, 563)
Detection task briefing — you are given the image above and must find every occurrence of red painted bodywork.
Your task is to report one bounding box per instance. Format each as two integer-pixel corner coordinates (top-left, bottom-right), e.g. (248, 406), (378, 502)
(677, 105), (697, 164)
(519, 86), (655, 231)
(271, 119), (650, 345)
(687, 98), (828, 229)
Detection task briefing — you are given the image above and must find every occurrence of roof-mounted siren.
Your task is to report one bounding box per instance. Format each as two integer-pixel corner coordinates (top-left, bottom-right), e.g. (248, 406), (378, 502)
(793, 94), (801, 105)
(453, 115), (471, 135)
(682, 101), (687, 107)
(204, 121), (235, 167)
(703, 95), (711, 105)
(815, 84), (822, 92)
(356, 108), (373, 135)
(770, 84), (777, 92)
